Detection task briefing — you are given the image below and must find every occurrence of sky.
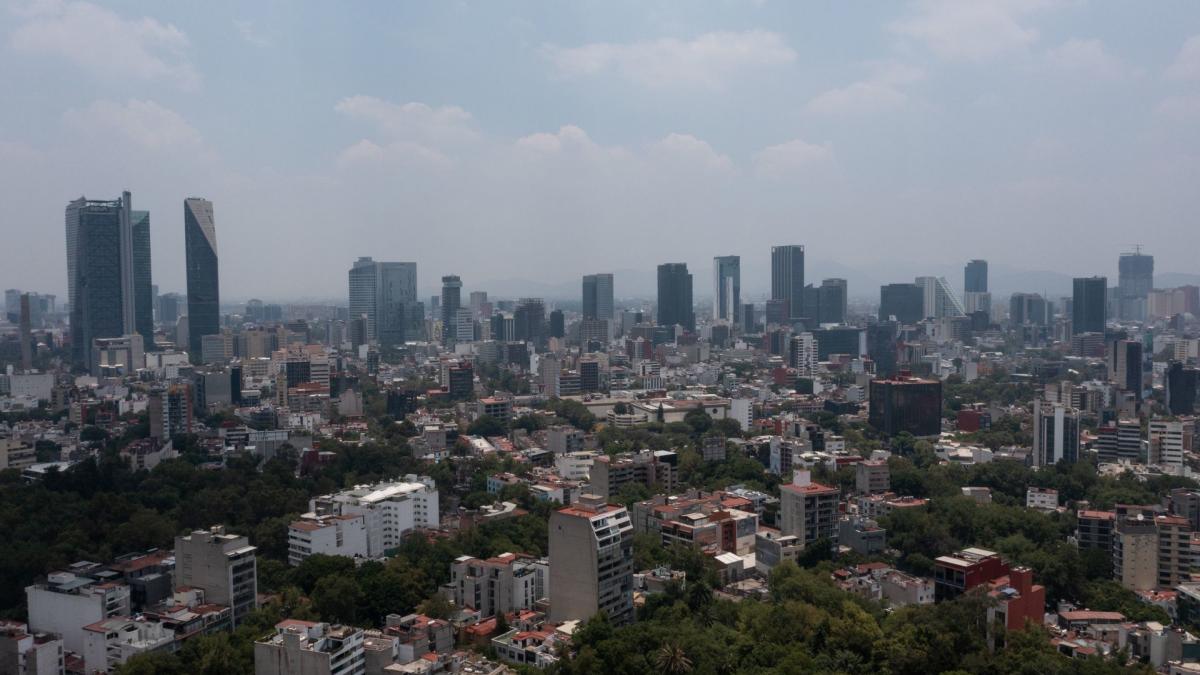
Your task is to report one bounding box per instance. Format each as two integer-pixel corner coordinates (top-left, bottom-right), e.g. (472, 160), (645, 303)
(2, 0), (1199, 303)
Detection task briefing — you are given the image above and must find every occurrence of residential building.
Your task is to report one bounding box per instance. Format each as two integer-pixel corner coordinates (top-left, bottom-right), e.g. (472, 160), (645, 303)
(588, 450), (677, 499)
(789, 333), (817, 377)
(81, 617), (172, 674)
(26, 570), (131, 653)
(448, 553), (545, 618)
(1026, 487), (1058, 510)
(986, 567), (1047, 642)
(174, 526), (258, 626)
(855, 459), (890, 495)
(1095, 420), (1143, 463)
(933, 547), (1009, 601)
(755, 530), (802, 575)
(548, 495), (635, 625)
(1076, 510), (1116, 552)
(779, 470), (840, 547)
(184, 198), (218, 363)
(1032, 400), (1081, 467)
(1150, 420), (1186, 469)
(254, 620), (365, 675)
(0, 438), (37, 471)
(631, 491), (759, 555)
(0, 620), (63, 675)
(286, 514), (369, 566)
(1114, 516), (1160, 591)
(306, 476), (439, 558)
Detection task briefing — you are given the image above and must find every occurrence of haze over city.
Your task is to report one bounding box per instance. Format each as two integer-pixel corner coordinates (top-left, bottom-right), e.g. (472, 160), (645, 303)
(3, 1), (1200, 299)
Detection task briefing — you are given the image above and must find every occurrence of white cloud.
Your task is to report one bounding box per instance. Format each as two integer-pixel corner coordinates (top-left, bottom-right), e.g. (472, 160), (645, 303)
(650, 133), (733, 172)
(753, 138), (833, 176)
(233, 19), (271, 48)
(806, 62), (924, 115)
(543, 30), (796, 89)
(1045, 38), (1137, 79)
(1155, 94), (1200, 120)
(890, 0), (1062, 61)
(1167, 35), (1200, 80)
(62, 99), (204, 151)
(9, 0), (199, 89)
(335, 96), (479, 145)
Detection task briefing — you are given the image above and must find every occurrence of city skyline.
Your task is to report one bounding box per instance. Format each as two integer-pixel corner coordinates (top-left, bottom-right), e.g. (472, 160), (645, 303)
(3, 3), (1200, 298)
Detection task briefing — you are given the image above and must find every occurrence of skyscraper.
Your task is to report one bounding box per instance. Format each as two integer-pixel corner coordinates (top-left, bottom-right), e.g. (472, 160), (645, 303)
(185, 198), (218, 361)
(879, 283), (923, 324)
(1117, 251), (1154, 321)
(771, 245), (805, 321)
(656, 263), (694, 332)
(1032, 400), (1080, 467)
(819, 278), (847, 324)
(1072, 276), (1107, 335)
(581, 273), (614, 322)
(348, 257), (379, 340)
(916, 276), (965, 319)
(378, 262), (419, 346)
(441, 275), (462, 346)
(65, 192), (151, 371)
(712, 256), (740, 322)
(964, 259), (988, 293)
(548, 496), (634, 625)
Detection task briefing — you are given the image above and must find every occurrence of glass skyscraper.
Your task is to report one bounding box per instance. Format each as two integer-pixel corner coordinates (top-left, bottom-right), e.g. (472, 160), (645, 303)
(1072, 276), (1107, 334)
(771, 245), (805, 321)
(582, 273), (614, 322)
(184, 197), (218, 361)
(656, 263), (694, 332)
(712, 256), (740, 322)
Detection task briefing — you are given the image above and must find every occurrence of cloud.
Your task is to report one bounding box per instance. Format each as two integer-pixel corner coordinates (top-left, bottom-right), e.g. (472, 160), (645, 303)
(1167, 34), (1200, 80)
(890, 0), (1062, 61)
(1045, 38), (1138, 79)
(806, 62), (924, 115)
(62, 99), (204, 151)
(650, 133), (733, 172)
(1155, 94), (1200, 120)
(753, 138), (833, 176)
(543, 30), (796, 88)
(233, 19), (271, 48)
(9, 0), (199, 89)
(335, 96), (479, 145)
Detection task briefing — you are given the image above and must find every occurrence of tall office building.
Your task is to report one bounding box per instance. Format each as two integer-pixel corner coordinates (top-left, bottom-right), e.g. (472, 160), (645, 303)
(1117, 251), (1154, 321)
(184, 198), (218, 361)
(819, 278), (847, 324)
(656, 263), (694, 332)
(868, 374), (943, 437)
(712, 256), (740, 322)
(378, 262), (419, 346)
(548, 495), (634, 625)
(441, 275), (462, 346)
(582, 273), (614, 322)
(879, 283), (923, 324)
(1166, 362), (1199, 415)
(348, 257), (379, 339)
(65, 192), (151, 370)
(1010, 293), (1048, 326)
(1109, 339), (1144, 400)
(964, 259), (988, 293)
(1032, 400), (1080, 467)
(771, 245), (805, 321)
(1072, 276), (1107, 335)
(514, 298), (546, 347)
(916, 276), (965, 319)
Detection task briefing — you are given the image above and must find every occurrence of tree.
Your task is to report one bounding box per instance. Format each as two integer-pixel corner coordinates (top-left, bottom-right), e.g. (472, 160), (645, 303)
(311, 574), (363, 624)
(683, 409), (712, 435)
(467, 415), (506, 437)
(655, 643), (694, 674)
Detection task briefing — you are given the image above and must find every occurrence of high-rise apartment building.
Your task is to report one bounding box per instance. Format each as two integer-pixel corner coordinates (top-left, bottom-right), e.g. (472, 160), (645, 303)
(548, 495), (634, 625)
(65, 192), (152, 370)
(1073, 276), (1107, 335)
(582, 273), (614, 322)
(656, 263), (694, 332)
(879, 283), (923, 324)
(779, 470), (840, 547)
(712, 256), (740, 322)
(789, 333), (817, 377)
(771, 245), (805, 321)
(184, 198), (218, 362)
(1032, 399), (1080, 467)
(440, 275), (462, 346)
(1149, 419), (1185, 469)
(964, 259), (988, 293)
(174, 526), (258, 626)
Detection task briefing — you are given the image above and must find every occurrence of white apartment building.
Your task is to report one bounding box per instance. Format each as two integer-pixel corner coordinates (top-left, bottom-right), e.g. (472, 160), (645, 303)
(554, 451), (598, 481)
(254, 620), (364, 675)
(548, 495), (634, 625)
(308, 476), (439, 558)
(287, 513), (370, 566)
(26, 571), (131, 653)
(174, 526), (258, 627)
(1149, 419), (1186, 469)
(1026, 487), (1059, 511)
(448, 553), (547, 619)
(81, 617), (173, 674)
(0, 620), (64, 675)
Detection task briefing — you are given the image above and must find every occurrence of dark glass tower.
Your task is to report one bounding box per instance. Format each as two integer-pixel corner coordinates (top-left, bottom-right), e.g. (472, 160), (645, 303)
(771, 245), (805, 321)
(712, 256), (740, 322)
(185, 198), (219, 361)
(582, 273), (614, 321)
(66, 192), (149, 371)
(1072, 276), (1107, 334)
(441, 275), (462, 346)
(132, 210), (154, 347)
(656, 263), (694, 332)
(879, 283), (923, 324)
(964, 259), (988, 293)
(819, 278), (847, 324)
